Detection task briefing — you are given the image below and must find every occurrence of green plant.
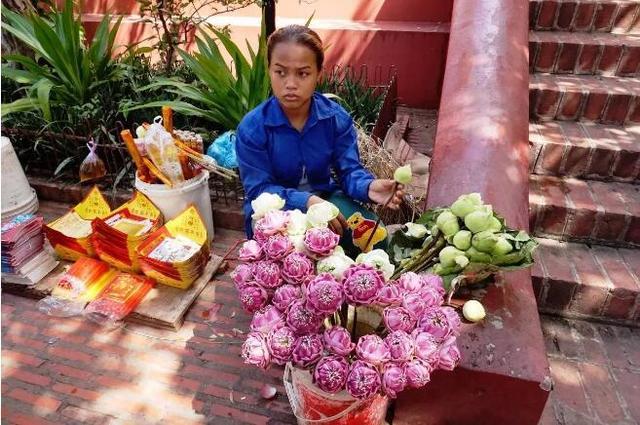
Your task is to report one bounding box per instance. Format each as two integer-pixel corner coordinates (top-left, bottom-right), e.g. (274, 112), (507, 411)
(317, 68), (385, 132)
(126, 22), (270, 130)
(1, 0), (123, 121)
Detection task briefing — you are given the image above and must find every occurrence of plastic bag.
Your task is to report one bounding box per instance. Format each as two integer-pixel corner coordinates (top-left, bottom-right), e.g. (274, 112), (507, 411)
(79, 139), (106, 182)
(206, 131), (237, 169)
(143, 116), (184, 184)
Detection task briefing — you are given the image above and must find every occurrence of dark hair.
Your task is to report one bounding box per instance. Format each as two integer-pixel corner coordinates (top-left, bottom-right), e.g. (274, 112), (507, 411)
(267, 25), (324, 71)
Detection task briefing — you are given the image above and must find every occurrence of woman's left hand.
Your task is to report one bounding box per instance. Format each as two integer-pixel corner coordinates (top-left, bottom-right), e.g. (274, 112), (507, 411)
(368, 179), (405, 210)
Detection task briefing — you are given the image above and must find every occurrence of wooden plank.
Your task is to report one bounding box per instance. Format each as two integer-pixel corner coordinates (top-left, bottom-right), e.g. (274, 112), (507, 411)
(126, 255), (226, 330)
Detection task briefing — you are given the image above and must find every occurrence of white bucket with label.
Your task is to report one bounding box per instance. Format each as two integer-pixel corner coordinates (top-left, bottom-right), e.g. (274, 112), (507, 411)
(134, 170), (214, 244)
(1, 136), (38, 221)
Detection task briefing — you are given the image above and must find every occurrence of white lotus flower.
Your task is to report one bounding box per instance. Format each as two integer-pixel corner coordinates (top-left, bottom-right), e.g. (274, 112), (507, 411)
(306, 201), (339, 228)
(251, 193), (285, 220)
(317, 250), (355, 280)
(356, 249), (395, 280)
(287, 209), (308, 236)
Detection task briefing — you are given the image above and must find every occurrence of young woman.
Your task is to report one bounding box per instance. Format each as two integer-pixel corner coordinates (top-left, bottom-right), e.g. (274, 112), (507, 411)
(236, 24), (404, 256)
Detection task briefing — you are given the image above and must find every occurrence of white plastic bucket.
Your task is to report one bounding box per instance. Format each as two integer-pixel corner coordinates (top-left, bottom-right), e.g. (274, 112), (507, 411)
(135, 170), (214, 244)
(1, 136), (38, 221)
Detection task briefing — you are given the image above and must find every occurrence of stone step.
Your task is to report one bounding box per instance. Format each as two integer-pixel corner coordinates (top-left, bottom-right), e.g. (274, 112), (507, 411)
(532, 237), (640, 325)
(529, 73), (640, 124)
(529, 174), (640, 245)
(530, 0), (639, 34)
(529, 121), (640, 181)
(529, 31), (640, 76)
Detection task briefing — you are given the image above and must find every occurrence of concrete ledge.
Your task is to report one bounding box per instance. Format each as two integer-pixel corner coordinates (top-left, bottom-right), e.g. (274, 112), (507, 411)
(395, 1), (551, 424)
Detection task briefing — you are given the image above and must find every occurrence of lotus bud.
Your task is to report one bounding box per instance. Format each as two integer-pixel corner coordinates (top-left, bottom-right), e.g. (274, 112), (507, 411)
(452, 230), (472, 250)
(394, 165), (412, 185)
(471, 231), (499, 253)
(439, 246), (466, 267)
(488, 216), (502, 233)
(464, 247), (492, 264)
(405, 222), (428, 239)
(462, 300), (486, 322)
(450, 193), (482, 218)
(432, 263), (462, 276)
(491, 236), (513, 256)
(436, 211), (460, 237)
(464, 207), (493, 233)
(455, 255), (469, 268)
(492, 251), (524, 266)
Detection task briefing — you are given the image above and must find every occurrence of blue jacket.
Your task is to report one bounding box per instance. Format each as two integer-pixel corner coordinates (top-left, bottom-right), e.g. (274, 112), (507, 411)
(236, 92), (374, 236)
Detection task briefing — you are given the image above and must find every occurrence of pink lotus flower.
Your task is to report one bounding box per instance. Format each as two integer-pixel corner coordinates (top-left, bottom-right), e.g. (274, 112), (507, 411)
(441, 306), (462, 336)
(257, 210), (290, 236)
(286, 300), (323, 335)
(323, 326), (355, 356)
(250, 305), (285, 334)
(304, 227), (340, 257)
(267, 326), (296, 365)
(421, 274), (445, 296)
(395, 272), (423, 293)
(263, 235), (293, 261)
(272, 284), (302, 312)
(253, 221), (270, 245)
(402, 293), (428, 319)
(238, 240), (263, 261)
(412, 330), (440, 366)
(346, 360), (381, 400)
(420, 286), (444, 308)
(253, 261), (282, 289)
(306, 273), (344, 314)
(384, 330), (415, 362)
(238, 284), (268, 313)
(292, 334), (324, 368)
(281, 252), (314, 285)
(418, 307), (454, 342)
(231, 264), (253, 289)
(377, 283), (403, 307)
(314, 356), (349, 394)
(438, 336), (461, 371)
(356, 334), (390, 365)
(343, 264), (384, 305)
(404, 359), (431, 388)
(382, 363), (407, 399)
(383, 306), (416, 333)
(241, 332), (270, 369)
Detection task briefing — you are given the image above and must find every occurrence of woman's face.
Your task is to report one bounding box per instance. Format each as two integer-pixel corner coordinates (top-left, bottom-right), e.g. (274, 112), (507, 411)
(269, 41), (321, 111)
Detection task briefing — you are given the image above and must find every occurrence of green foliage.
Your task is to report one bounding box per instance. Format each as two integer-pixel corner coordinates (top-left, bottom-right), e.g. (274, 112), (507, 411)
(126, 23), (271, 130)
(316, 68), (385, 132)
(1, 0), (122, 121)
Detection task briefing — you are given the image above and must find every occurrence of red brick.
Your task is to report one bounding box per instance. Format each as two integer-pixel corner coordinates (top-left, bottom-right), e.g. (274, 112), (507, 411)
(41, 328), (86, 346)
(580, 363), (626, 423)
(624, 216), (640, 244)
(46, 363), (94, 381)
(603, 94), (633, 124)
(557, 40), (580, 73)
(49, 346), (95, 364)
(1, 409), (60, 425)
(557, 90), (583, 119)
(583, 92), (608, 121)
(575, 44), (600, 75)
(4, 333), (48, 351)
(593, 246), (639, 320)
(556, 2), (577, 30)
(573, 2), (596, 30)
(589, 181), (628, 241)
(530, 1), (540, 28)
(628, 98), (640, 123)
(2, 349), (46, 367)
(564, 179), (597, 238)
(95, 374), (131, 388)
(7, 388), (62, 414)
(536, 88), (563, 120)
(61, 405), (111, 424)
(549, 358), (588, 413)
(538, 240), (576, 310)
(593, 3), (617, 31)
(181, 363), (239, 384)
(613, 149), (640, 179)
(210, 403), (270, 425)
(52, 383), (100, 401)
(569, 244), (609, 316)
(537, 0), (559, 29)
(538, 402), (557, 425)
(612, 4), (638, 32)
(618, 46), (640, 76)
(597, 44), (623, 76)
(535, 41), (559, 72)
(598, 325), (632, 368)
(539, 140), (566, 174)
(612, 369), (640, 423)
(6, 368), (52, 386)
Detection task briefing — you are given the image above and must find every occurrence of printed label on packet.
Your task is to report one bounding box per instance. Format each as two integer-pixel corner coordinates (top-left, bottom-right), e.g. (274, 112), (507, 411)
(49, 211), (93, 238)
(148, 236), (200, 262)
(165, 206), (207, 246)
(116, 192), (161, 220)
(74, 186), (111, 219)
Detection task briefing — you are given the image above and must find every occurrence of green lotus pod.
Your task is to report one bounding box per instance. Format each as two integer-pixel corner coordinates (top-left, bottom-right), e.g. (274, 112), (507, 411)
(492, 251), (524, 266)
(471, 230), (499, 253)
(491, 236), (513, 256)
(488, 216), (502, 233)
(436, 211), (460, 237)
(465, 247), (493, 263)
(439, 246), (466, 267)
(464, 209), (494, 233)
(432, 262), (462, 276)
(452, 230), (472, 250)
(394, 165), (413, 185)
(450, 193), (483, 218)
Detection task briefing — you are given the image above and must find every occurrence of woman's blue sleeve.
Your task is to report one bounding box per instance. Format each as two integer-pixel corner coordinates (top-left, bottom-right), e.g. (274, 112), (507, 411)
(236, 125), (311, 212)
(332, 114), (374, 203)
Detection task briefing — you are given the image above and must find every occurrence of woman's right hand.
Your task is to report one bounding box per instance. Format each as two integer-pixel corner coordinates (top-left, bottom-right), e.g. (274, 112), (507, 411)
(307, 195), (347, 236)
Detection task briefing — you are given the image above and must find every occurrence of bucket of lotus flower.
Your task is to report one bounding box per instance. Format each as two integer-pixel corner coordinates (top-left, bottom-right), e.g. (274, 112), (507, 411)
(1, 136), (38, 221)
(284, 363), (388, 425)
